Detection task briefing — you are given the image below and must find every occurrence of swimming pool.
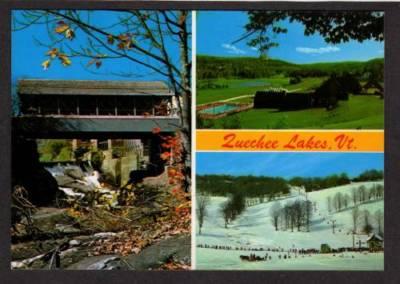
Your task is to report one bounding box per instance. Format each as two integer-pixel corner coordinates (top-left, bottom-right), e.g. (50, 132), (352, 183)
(199, 104), (240, 115)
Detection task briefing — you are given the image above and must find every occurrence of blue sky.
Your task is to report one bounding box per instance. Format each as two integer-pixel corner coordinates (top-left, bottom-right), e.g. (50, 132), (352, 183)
(12, 10), (186, 83)
(197, 11), (384, 64)
(196, 152), (383, 178)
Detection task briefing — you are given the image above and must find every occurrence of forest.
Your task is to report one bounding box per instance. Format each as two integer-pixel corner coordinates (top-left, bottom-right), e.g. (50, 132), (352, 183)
(197, 55), (384, 81)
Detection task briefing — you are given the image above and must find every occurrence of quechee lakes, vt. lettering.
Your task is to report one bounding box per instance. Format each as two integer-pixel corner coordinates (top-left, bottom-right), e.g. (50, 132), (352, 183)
(221, 133), (356, 151)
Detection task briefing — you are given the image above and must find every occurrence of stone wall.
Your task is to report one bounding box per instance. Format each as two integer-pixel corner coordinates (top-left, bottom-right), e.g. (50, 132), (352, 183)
(101, 150), (138, 186)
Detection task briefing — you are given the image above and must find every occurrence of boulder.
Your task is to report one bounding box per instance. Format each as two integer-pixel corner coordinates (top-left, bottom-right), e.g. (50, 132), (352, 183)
(55, 175), (75, 187)
(66, 255), (121, 270)
(120, 234), (190, 270)
(30, 208), (75, 233)
(64, 167), (85, 180)
(12, 138), (59, 206)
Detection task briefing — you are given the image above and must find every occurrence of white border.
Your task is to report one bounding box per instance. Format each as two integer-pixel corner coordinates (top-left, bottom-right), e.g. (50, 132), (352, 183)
(196, 129), (384, 133)
(190, 10), (197, 270)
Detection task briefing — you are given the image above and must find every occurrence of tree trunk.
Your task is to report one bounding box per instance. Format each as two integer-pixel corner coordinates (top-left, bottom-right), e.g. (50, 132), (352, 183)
(177, 11), (192, 192)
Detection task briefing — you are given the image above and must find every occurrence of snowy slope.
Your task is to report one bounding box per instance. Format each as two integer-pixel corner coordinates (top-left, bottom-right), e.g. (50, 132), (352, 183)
(196, 181), (384, 270)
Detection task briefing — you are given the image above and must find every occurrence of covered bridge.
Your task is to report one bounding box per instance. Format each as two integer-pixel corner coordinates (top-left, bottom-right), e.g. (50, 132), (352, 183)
(14, 79), (180, 138)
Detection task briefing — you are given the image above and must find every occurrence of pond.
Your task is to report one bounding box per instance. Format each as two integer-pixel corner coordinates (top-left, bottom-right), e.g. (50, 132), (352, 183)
(199, 104), (240, 115)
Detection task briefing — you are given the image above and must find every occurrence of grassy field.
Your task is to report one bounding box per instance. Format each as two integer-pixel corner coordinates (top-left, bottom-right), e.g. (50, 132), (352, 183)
(197, 76), (324, 105)
(201, 95), (384, 129)
(197, 76), (384, 129)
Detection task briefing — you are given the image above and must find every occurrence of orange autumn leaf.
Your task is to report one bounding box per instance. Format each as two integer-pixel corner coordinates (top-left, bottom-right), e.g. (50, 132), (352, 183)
(160, 152), (171, 160)
(58, 54), (72, 66)
(55, 22), (70, 34)
(46, 48), (59, 58)
(42, 59), (51, 70)
(152, 127), (161, 134)
(168, 168), (177, 176)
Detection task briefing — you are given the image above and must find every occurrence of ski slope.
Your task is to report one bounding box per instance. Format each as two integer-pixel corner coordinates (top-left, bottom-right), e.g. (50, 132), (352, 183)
(196, 181), (384, 270)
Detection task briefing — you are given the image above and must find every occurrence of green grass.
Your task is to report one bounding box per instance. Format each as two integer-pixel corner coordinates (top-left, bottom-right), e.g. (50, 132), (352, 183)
(197, 76), (324, 105)
(204, 95), (384, 130)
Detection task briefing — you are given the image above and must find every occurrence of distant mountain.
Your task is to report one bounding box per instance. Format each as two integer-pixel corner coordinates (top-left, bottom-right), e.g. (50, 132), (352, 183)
(197, 55), (384, 80)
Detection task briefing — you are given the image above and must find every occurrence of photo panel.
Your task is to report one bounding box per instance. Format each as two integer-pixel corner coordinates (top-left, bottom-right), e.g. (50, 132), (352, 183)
(11, 9), (191, 270)
(194, 9), (385, 271)
(195, 152), (384, 270)
(196, 11), (384, 130)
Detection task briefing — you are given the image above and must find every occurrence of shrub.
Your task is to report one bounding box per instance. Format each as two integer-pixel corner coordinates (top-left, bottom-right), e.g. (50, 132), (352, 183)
(289, 76), (301, 85)
(91, 151), (105, 171)
(338, 72), (362, 95)
(221, 115), (241, 129)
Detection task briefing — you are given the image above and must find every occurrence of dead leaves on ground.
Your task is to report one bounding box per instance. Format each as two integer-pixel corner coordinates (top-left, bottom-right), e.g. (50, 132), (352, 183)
(88, 206), (190, 257)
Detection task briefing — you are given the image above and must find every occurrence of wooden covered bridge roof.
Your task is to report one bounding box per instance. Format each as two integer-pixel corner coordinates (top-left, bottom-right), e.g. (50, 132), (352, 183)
(18, 79), (173, 97)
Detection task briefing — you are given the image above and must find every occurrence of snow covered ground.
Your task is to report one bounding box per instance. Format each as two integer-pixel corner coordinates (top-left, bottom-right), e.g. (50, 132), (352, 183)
(196, 249), (383, 270)
(196, 181), (384, 270)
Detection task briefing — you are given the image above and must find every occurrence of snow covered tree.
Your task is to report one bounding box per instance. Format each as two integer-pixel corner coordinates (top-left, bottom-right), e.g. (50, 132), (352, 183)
(374, 209), (384, 236)
(221, 200), (232, 228)
(351, 206), (360, 233)
(333, 192), (344, 212)
(196, 194), (210, 235)
(351, 187), (358, 206)
(292, 200), (302, 232)
(368, 185), (377, 201)
(343, 194), (350, 209)
(304, 200), (313, 232)
(376, 184), (384, 199)
(327, 196), (332, 213)
(358, 185), (367, 203)
(362, 209), (373, 235)
(270, 202), (281, 231)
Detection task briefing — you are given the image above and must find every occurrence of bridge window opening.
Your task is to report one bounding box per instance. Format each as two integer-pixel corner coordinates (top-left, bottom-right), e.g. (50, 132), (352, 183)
(40, 95), (59, 115)
(78, 96), (97, 115)
(98, 96), (116, 116)
(21, 96), (40, 115)
(59, 96), (78, 115)
(135, 97), (154, 116)
(115, 96), (134, 116)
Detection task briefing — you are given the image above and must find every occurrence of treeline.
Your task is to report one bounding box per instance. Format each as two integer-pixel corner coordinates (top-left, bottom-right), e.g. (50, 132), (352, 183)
(197, 55), (384, 81)
(290, 170), (383, 192)
(353, 169), (383, 182)
(197, 170), (383, 197)
(196, 175), (289, 197)
(197, 56), (297, 80)
(289, 173), (350, 192)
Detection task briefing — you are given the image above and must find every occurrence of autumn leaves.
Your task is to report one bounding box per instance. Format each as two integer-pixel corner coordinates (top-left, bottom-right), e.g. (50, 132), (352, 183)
(42, 20), (136, 71)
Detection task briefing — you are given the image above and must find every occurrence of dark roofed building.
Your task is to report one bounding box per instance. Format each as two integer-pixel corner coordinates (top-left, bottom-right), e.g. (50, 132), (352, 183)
(366, 234), (383, 251)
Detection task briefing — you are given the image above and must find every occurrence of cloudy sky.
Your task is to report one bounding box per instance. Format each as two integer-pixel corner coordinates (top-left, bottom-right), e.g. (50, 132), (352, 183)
(197, 11), (384, 64)
(196, 152), (384, 178)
